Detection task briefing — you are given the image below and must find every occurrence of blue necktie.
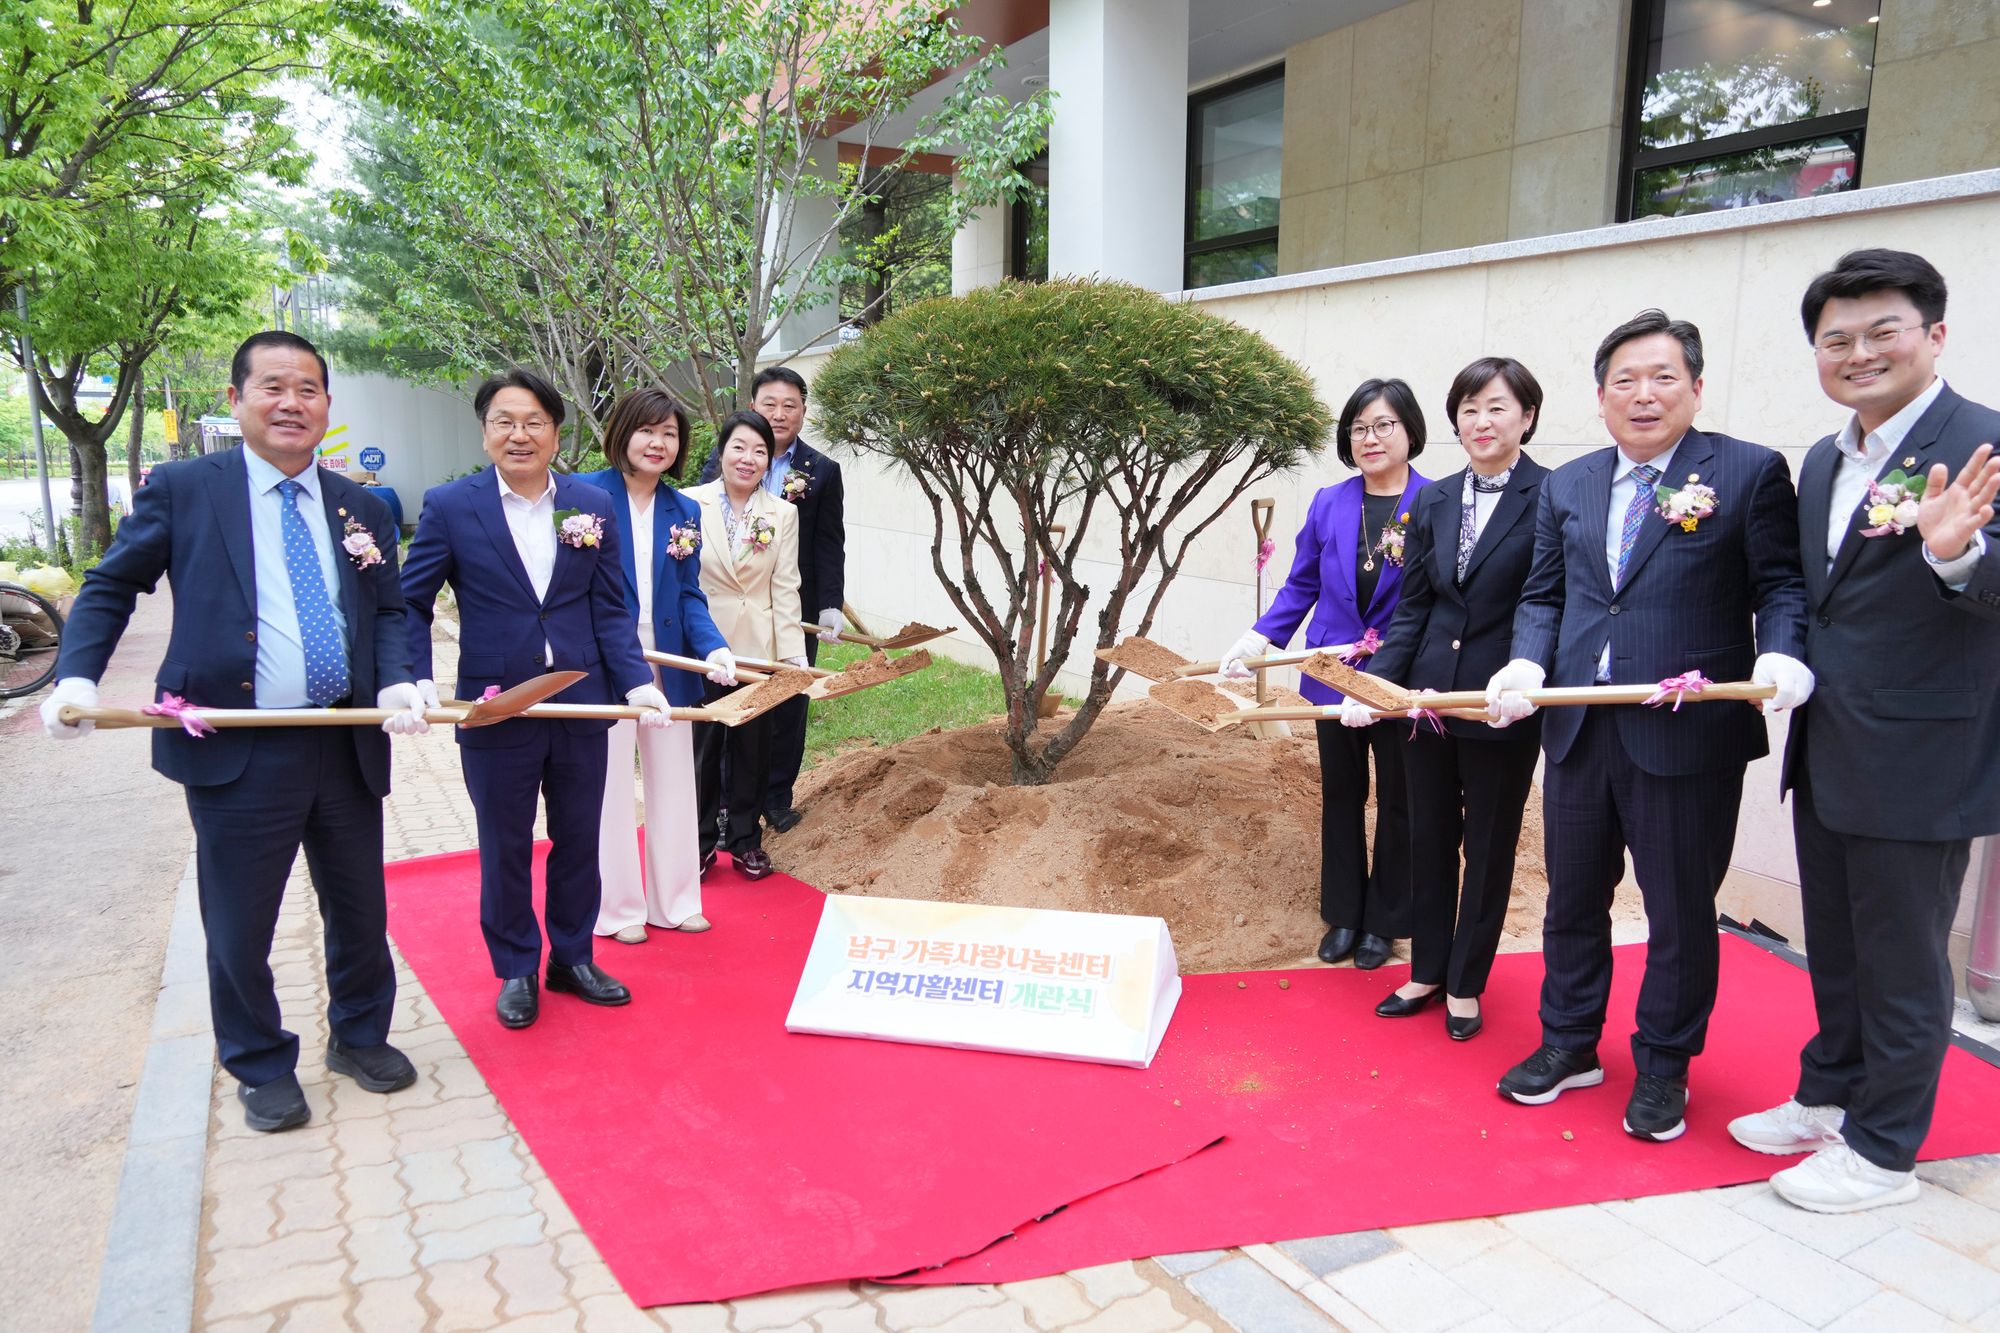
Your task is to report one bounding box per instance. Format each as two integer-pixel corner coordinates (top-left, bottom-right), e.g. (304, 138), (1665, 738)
(277, 479), (350, 706)
(1614, 463), (1661, 588)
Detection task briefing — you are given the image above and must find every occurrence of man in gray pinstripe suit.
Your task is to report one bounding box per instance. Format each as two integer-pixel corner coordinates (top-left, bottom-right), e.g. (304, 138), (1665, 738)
(1483, 310), (1812, 1142)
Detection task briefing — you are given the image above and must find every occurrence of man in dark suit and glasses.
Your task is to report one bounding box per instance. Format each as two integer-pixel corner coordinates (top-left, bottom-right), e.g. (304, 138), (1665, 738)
(1729, 250), (2000, 1212)
(1484, 310), (1812, 1142)
(42, 331), (431, 1132)
(697, 366), (845, 831)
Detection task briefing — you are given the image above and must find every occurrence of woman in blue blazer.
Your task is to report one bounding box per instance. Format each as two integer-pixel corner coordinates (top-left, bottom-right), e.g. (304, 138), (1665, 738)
(582, 389), (737, 940)
(1219, 378), (1430, 971)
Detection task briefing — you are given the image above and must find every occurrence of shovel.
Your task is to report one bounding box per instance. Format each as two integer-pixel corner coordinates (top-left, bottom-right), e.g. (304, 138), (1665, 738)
(797, 620), (956, 651)
(648, 647), (934, 701)
(1094, 634), (1346, 682)
(1219, 676), (1778, 727)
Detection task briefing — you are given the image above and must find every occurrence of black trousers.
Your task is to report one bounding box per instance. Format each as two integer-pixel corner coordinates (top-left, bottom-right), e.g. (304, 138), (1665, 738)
(760, 635), (817, 815)
(1313, 718), (1411, 937)
(461, 721), (608, 979)
(1793, 776), (1969, 1172)
(1403, 726), (1541, 996)
(1539, 708), (1743, 1078)
(184, 727), (395, 1088)
(696, 678), (775, 856)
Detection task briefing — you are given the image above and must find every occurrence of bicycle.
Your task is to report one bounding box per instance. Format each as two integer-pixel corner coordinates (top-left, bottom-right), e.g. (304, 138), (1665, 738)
(0, 581), (64, 700)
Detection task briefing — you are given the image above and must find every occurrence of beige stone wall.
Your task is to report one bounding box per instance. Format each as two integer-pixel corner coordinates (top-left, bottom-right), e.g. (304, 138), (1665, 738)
(1276, 0), (1627, 272)
(1864, 0), (2000, 188)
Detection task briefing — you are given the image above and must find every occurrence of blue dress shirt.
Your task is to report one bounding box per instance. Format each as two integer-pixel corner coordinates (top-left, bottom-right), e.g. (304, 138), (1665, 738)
(244, 449), (347, 707)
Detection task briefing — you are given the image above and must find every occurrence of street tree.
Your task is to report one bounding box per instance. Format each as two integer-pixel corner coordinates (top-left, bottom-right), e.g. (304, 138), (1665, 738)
(813, 280), (1332, 785)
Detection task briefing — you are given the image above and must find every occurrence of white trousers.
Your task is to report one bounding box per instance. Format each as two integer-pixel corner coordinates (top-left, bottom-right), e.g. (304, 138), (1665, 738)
(595, 626), (703, 931)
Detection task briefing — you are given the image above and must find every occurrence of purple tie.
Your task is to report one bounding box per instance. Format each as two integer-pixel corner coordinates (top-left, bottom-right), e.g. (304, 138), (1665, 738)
(1614, 464), (1661, 588)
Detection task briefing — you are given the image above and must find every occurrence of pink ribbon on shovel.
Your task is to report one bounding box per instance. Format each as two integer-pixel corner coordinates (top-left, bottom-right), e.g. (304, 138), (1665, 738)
(142, 692), (215, 737)
(1404, 706), (1445, 738)
(1255, 537), (1276, 575)
(1644, 671), (1712, 711)
(1339, 627), (1383, 666)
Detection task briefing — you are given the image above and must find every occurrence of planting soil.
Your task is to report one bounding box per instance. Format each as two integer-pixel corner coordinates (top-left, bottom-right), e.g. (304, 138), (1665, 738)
(780, 698), (1637, 973)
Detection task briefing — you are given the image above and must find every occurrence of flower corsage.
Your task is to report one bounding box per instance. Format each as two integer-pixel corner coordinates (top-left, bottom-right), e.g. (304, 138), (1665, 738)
(666, 521), (702, 560)
(1369, 512), (1410, 569)
(554, 509), (604, 548)
(1859, 467), (1928, 537)
(1653, 474), (1718, 532)
(781, 466), (810, 503)
(739, 515), (776, 559)
(335, 508), (383, 570)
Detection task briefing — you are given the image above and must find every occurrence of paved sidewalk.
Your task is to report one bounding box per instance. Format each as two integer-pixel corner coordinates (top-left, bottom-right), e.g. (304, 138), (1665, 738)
(168, 626), (2000, 1329)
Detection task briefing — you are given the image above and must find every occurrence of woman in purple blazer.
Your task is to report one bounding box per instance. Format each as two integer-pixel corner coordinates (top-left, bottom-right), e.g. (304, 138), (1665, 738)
(1220, 378), (1430, 970)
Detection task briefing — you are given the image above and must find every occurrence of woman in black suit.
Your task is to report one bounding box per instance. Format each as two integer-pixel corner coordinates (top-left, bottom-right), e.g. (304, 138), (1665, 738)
(1340, 358), (1548, 1040)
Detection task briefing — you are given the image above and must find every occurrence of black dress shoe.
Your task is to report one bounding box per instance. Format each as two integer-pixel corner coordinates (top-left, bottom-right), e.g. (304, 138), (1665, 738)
(1375, 987), (1440, 1017)
(1317, 927), (1358, 964)
(237, 1074), (310, 1133)
(699, 848), (718, 877)
(326, 1037), (418, 1093)
(1623, 1073), (1690, 1142)
(1446, 1008), (1483, 1041)
(1497, 1043), (1604, 1104)
(737, 848), (775, 880)
(497, 975), (539, 1029)
(766, 807), (804, 834)
(1352, 933), (1395, 970)
(546, 961), (631, 1006)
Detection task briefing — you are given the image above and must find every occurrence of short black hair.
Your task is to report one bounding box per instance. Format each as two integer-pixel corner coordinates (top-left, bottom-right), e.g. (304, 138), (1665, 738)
(1446, 357), (1544, 445)
(749, 366), (808, 401)
(231, 331), (329, 392)
(1800, 248), (1948, 341)
(716, 408), (776, 458)
(1594, 309), (1703, 386)
(604, 388), (691, 480)
(1335, 378), (1427, 469)
(472, 367), (566, 426)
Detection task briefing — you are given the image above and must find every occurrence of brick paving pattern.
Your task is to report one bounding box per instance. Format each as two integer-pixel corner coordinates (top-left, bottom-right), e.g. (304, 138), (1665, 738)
(185, 624), (2000, 1329)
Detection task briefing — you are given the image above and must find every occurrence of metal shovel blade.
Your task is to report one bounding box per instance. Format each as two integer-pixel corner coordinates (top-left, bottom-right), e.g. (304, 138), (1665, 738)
(455, 671), (590, 727)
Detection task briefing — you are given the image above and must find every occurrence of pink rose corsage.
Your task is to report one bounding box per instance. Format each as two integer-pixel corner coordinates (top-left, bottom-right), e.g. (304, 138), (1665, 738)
(781, 467), (810, 503)
(666, 522), (701, 560)
(555, 509), (604, 548)
(740, 515), (776, 559)
(1859, 468), (1927, 537)
(1370, 513), (1409, 568)
(335, 509), (383, 570)
(1652, 474), (1718, 533)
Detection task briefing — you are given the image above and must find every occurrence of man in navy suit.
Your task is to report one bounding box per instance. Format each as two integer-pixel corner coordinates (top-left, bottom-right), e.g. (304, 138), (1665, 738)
(1730, 250), (2000, 1211)
(42, 331), (431, 1133)
(1485, 310), (1812, 1141)
(402, 367), (670, 1030)
(696, 366), (844, 831)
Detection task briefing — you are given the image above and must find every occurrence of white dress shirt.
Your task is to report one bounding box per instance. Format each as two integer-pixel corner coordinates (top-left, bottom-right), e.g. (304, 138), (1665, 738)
(1598, 438), (1682, 680)
(498, 473), (557, 663)
(244, 449), (346, 708)
(1826, 376), (1982, 586)
(630, 489), (656, 625)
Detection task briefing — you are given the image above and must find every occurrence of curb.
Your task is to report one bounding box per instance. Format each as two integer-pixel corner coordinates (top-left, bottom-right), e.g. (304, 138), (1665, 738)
(92, 849), (211, 1333)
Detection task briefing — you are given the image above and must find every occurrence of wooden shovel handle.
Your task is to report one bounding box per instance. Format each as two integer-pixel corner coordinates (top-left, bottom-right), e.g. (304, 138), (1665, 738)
(646, 649), (774, 684)
(60, 705), (476, 729)
(1415, 681), (1777, 711)
(1170, 645), (1347, 679)
(798, 620), (887, 648)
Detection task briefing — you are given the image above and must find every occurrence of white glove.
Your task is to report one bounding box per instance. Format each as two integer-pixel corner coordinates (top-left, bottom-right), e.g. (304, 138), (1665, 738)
(1337, 698), (1375, 729)
(705, 646), (739, 686)
(41, 677), (98, 740)
(1484, 658), (1545, 728)
(415, 678), (441, 709)
(377, 682), (431, 735)
(1752, 652), (1815, 716)
(782, 656), (809, 670)
(1219, 630), (1270, 681)
(626, 683), (673, 729)
(817, 607), (844, 645)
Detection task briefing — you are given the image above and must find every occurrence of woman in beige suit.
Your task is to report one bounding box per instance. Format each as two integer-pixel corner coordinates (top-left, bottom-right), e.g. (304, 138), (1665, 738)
(681, 409), (807, 880)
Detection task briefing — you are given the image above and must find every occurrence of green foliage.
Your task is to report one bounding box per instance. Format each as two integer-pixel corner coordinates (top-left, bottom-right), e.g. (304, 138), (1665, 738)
(803, 642), (1010, 768)
(814, 279), (1330, 783)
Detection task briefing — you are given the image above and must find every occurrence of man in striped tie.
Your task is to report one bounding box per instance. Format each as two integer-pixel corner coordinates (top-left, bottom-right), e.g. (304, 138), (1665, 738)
(44, 331), (431, 1133)
(1483, 310), (1812, 1143)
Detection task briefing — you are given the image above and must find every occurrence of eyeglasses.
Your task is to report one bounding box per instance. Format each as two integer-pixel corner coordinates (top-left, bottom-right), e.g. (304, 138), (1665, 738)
(485, 416), (553, 436)
(1348, 418), (1402, 442)
(1814, 323), (1926, 360)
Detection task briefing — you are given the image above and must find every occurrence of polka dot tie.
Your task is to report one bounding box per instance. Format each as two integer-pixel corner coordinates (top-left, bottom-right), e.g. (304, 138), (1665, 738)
(277, 479), (350, 707)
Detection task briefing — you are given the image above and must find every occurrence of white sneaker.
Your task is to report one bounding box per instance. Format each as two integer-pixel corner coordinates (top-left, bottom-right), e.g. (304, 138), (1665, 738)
(1771, 1144), (1919, 1213)
(613, 924), (648, 944)
(1727, 1098), (1845, 1155)
(674, 914), (711, 933)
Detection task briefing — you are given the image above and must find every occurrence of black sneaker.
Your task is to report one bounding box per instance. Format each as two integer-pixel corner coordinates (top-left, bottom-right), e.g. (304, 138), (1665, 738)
(237, 1073), (310, 1133)
(1497, 1044), (1605, 1105)
(1623, 1073), (1690, 1141)
(326, 1037), (418, 1094)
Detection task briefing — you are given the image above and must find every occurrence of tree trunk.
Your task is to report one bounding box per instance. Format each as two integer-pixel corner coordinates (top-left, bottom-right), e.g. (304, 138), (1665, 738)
(67, 429), (114, 557)
(127, 389), (146, 495)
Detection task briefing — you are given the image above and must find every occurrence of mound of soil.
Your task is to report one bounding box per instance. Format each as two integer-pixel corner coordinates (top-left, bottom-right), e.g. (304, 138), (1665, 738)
(782, 700), (1619, 974)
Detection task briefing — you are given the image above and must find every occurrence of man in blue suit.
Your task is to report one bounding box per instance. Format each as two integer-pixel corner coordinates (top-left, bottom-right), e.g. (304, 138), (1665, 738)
(402, 367), (670, 1030)
(42, 331), (431, 1133)
(1485, 310), (1812, 1141)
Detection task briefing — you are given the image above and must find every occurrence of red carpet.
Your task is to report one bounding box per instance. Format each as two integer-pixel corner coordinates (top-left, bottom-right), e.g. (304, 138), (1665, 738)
(385, 849), (2000, 1303)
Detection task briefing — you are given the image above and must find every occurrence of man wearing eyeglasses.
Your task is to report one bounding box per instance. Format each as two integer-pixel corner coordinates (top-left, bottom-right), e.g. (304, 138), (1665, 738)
(1728, 250), (2000, 1212)
(402, 367), (671, 1030)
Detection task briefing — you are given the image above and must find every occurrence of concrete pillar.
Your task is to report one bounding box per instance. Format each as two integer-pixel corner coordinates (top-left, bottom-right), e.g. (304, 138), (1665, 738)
(767, 143), (845, 355)
(951, 178), (1010, 294)
(1047, 0), (1190, 291)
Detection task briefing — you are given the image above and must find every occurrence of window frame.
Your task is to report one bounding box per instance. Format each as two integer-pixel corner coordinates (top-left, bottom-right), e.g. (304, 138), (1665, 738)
(1616, 0), (1874, 222)
(1184, 63), (1285, 289)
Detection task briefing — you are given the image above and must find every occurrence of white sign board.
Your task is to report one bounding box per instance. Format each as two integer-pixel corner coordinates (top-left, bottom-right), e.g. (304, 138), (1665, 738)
(785, 896), (1181, 1068)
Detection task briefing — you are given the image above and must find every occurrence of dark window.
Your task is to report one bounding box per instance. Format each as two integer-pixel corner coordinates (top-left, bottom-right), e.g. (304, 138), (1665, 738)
(1619, 0), (1879, 221)
(1007, 152), (1049, 283)
(1185, 65), (1283, 289)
